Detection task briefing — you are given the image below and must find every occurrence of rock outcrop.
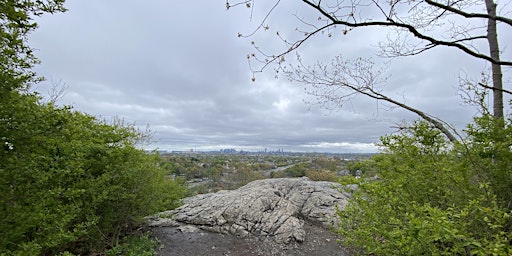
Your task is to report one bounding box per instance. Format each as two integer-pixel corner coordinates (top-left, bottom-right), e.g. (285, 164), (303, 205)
(149, 177), (350, 244)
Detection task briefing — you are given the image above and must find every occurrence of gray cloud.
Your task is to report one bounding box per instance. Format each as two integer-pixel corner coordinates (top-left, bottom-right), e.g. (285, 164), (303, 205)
(28, 1), (511, 153)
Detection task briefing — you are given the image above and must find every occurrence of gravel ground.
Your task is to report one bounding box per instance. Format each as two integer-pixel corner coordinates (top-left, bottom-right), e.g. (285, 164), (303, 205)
(151, 222), (350, 256)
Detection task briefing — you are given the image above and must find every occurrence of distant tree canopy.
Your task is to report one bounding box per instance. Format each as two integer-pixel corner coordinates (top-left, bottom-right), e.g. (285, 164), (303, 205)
(0, 1), (186, 255)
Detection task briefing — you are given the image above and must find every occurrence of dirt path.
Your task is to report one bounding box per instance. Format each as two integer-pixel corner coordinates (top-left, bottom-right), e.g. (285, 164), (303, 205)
(151, 222), (349, 256)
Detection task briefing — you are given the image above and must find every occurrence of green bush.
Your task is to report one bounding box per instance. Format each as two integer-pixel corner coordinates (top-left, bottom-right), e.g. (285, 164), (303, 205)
(106, 233), (158, 256)
(269, 170), (286, 178)
(344, 159), (376, 177)
(284, 162), (310, 177)
(305, 169), (337, 181)
(0, 95), (186, 255)
(337, 119), (512, 255)
(464, 115), (512, 208)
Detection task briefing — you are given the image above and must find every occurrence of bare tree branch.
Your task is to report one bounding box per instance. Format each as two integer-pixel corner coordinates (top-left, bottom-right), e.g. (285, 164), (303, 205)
(301, 0), (512, 66)
(451, 35), (488, 44)
(458, 70), (491, 115)
(226, 0), (252, 10)
(46, 78), (69, 103)
(237, 0), (280, 37)
(479, 82), (512, 94)
(248, 22), (335, 75)
(285, 55), (459, 142)
(425, 0), (512, 26)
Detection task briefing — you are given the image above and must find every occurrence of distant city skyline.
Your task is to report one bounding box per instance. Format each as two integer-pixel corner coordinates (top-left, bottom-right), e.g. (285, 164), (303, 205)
(143, 142), (379, 154)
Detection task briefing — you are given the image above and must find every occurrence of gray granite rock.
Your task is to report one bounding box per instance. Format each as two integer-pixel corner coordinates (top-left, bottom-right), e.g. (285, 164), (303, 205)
(150, 177), (350, 244)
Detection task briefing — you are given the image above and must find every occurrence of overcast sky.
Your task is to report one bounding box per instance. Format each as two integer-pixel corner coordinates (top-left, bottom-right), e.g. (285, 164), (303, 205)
(28, 1), (511, 153)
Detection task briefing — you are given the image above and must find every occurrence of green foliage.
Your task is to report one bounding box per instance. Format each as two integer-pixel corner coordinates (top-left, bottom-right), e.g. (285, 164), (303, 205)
(106, 233), (158, 256)
(0, 0), (66, 93)
(337, 119), (512, 255)
(0, 95), (186, 255)
(344, 158), (377, 176)
(284, 162), (310, 177)
(464, 115), (512, 208)
(305, 169), (337, 181)
(269, 170), (286, 178)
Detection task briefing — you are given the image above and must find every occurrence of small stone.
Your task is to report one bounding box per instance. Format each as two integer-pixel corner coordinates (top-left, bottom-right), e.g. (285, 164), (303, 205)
(177, 225), (199, 233)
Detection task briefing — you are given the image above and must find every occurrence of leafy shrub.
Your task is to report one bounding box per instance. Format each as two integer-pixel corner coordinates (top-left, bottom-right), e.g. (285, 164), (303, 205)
(337, 119), (512, 255)
(0, 95), (186, 255)
(269, 170), (286, 178)
(344, 159), (377, 177)
(305, 169), (337, 181)
(284, 162), (310, 177)
(464, 115), (512, 208)
(106, 233), (158, 256)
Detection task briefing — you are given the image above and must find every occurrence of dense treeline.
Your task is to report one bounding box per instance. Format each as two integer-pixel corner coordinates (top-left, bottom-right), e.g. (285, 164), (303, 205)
(0, 1), (185, 255)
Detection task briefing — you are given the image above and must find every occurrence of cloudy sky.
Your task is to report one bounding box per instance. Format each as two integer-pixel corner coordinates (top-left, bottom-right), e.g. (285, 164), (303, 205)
(28, 1), (511, 153)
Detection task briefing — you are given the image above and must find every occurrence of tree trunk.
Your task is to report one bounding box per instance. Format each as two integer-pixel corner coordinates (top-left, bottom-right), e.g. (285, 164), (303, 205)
(484, 0), (504, 119)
